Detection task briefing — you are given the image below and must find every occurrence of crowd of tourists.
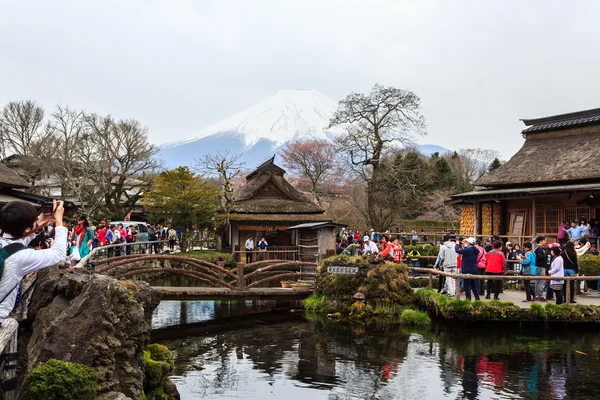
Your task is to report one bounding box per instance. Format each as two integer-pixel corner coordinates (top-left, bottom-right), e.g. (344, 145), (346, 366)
(32, 216), (183, 263)
(335, 229), (421, 271)
(434, 229), (593, 304)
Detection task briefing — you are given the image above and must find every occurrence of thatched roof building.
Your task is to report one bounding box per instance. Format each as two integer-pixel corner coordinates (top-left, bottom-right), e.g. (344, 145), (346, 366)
(451, 107), (600, 243)
(0, 161), (52, 206)
(228, 156), (330, 255)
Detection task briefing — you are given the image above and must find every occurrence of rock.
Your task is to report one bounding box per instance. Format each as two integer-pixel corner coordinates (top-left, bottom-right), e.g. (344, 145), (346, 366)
(96, 392), (132, 400)
(24, 270), (162, 400)
(163, 377), (181, 399)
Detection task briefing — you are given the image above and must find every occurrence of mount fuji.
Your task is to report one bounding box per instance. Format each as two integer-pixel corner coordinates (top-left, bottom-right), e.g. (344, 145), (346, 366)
(159, 89), (450, 169)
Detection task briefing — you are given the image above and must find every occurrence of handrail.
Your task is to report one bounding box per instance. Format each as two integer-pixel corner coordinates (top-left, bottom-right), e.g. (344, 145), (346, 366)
(410, 266), (597, 305)
(75, 240), (169, 269)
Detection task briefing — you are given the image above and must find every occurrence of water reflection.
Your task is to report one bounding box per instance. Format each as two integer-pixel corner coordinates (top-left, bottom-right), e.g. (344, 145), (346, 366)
(152, 300), (287, 329)
(156, 316), (600, 400)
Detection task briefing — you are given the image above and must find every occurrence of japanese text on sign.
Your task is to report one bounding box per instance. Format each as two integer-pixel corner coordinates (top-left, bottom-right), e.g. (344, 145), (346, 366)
(327, 266), (359, 275)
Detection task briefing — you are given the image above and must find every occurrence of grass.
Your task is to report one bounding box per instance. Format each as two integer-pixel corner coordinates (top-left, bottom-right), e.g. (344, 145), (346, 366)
(303, 294), (330, 312)
(399, 309), (431, 326)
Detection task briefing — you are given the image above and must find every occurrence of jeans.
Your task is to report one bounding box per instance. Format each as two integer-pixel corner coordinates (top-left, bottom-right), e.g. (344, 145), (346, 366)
(411, 261), (419, 276)
(463, 278), (480, 300)
(564, 269), (576, 301)
(536, 267), (546, 299)
(246, 251), (253, 264)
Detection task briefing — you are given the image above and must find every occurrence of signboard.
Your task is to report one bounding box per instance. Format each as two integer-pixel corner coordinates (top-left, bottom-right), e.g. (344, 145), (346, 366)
(327, 266), (359, 275)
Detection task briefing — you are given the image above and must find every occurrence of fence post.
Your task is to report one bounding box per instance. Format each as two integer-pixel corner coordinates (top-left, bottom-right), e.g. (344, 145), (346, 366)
(566, 278), (571, 305)
(236, 262), (245, 290)
(455, 276), (461, 300)
(428, 271), (433, 289)
(217, 261), (225, 283)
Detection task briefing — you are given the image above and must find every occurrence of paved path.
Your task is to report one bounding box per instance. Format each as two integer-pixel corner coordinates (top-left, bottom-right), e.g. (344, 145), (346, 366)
(451, 289), (600, 309)
(153, 286), (312, 301)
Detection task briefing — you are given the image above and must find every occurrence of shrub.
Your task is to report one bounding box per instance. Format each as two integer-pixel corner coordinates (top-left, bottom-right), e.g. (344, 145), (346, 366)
(399, 309), (431, 326)
(578, 254), (600, 277)
(24, 359), (97, 400)
(143, 344), (175, 391)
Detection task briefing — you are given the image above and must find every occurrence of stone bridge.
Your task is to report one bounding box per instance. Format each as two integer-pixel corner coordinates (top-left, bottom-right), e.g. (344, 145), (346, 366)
(92, 254), (316, 300)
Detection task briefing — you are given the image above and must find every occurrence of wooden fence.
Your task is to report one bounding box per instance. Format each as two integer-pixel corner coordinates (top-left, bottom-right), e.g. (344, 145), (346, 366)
(410, 266), (600, 305)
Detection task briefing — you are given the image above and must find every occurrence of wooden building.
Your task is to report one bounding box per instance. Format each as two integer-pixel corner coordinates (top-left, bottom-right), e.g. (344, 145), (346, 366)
(451, 108), (600, 243)
(228, 156), (331, 257)
(0, 162), (51, 207)
(286, 221), (347, 262)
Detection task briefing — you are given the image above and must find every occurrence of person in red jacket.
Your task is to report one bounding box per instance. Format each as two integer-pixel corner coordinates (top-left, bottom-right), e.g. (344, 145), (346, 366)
(485, 240), (506, 300)
(379, 235), (394, 260)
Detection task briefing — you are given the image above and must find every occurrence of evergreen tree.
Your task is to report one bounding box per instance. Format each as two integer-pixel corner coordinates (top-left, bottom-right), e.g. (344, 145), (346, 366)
(488, 157), (502, 172)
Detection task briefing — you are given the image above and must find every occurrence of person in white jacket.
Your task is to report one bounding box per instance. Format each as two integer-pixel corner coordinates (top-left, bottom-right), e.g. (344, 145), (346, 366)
(0, 200), (67, 326)
(436, 235), (458, 297)
(548, 246), (565, 304)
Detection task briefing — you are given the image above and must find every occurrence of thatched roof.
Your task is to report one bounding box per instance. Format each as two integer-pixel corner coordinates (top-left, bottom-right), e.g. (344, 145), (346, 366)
(228, 213), (326, 222)
(0, 162), (29, 188)
(476, 119), (600, 188)
(232, 157), (324, 214)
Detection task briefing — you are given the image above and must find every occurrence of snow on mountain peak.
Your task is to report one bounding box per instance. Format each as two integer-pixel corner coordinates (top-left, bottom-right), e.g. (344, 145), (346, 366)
(172, 89), (342, 148)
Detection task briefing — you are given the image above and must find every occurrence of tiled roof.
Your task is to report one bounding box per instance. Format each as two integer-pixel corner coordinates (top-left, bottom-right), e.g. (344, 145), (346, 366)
(522, 108), (600, 134)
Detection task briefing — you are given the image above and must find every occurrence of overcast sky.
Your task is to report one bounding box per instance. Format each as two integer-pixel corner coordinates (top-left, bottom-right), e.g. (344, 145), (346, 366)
(2, 0), (599, 159)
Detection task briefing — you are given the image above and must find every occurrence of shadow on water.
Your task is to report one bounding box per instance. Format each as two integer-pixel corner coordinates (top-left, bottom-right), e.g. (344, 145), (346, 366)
(152, 303), (600, 400)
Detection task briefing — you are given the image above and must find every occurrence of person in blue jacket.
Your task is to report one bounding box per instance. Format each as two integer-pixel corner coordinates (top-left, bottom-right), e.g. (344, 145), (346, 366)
(519, 241), (536, 302)
(455, 237), (481, 300)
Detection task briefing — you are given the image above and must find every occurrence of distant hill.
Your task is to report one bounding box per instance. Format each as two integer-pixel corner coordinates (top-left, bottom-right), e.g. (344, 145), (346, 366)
(159, 90), (451, 169)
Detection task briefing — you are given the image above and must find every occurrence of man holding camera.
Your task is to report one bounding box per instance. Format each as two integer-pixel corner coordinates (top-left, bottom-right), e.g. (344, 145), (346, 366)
(0, 200), (68, 326)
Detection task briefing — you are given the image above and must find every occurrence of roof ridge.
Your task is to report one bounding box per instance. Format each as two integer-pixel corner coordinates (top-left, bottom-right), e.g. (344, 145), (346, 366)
(521, 107), (600, 127)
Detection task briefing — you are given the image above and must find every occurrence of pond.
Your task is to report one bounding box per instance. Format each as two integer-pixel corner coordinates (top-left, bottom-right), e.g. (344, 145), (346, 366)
(153, 302), (600, 399)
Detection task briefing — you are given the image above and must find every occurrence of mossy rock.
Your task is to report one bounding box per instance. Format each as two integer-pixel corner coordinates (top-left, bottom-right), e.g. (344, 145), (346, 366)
(399, 309), (431, 326)
(144, 344), (175, 391)
(24, 359), (97, 400)
(316, 255), (415, 305)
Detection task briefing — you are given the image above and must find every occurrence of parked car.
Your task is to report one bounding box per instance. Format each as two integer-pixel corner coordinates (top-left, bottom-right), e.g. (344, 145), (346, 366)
(109, 221), (149, 243)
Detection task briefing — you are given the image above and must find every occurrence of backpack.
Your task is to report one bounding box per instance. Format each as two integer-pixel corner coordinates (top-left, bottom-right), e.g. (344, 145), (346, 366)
(0, 243), (27, 305)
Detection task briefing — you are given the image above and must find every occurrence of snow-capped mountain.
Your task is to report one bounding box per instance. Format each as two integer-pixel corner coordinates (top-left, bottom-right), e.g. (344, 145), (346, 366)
(159, 89), (450, 169)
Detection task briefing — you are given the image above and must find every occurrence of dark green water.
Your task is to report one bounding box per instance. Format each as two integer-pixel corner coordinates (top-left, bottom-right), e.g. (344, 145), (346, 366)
(153, 301), (600, 399)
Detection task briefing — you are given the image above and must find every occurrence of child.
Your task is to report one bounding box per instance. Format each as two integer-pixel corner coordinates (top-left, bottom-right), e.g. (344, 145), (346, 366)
(0, 200), (67, 326)
(548, 246), (565, 304)
(407, 248), (420, 276)
(392, 237), (403, 264)
(519, 241), (536, 303)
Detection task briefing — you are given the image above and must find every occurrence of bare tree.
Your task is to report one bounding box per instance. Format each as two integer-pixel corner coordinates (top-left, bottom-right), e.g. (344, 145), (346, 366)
(196, 151), (244, 214)
(86, 114), (160, 219)
(329, 84), (426, 230)
(0, 101), (45, 158)
(0, 101), (49, 185)
(280, 139), (341, 204)
(195, 151), (244, 249)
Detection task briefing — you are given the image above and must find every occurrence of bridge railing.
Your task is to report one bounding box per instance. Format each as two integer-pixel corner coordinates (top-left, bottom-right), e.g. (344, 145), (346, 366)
(410, 266), (600, 305)
(92, 252), (317, 291)
(75, 240), (170, 269)
(0, 318), (19, 399)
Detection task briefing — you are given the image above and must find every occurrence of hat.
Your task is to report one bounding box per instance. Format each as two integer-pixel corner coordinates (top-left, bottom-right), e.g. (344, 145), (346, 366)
(506, 241), (512, 246)
(466, 237), (476, 244)
(363, 235), (370, 241)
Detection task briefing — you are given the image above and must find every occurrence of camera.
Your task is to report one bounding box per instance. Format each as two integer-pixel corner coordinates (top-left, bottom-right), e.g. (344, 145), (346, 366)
(39, 200), (77, 218)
